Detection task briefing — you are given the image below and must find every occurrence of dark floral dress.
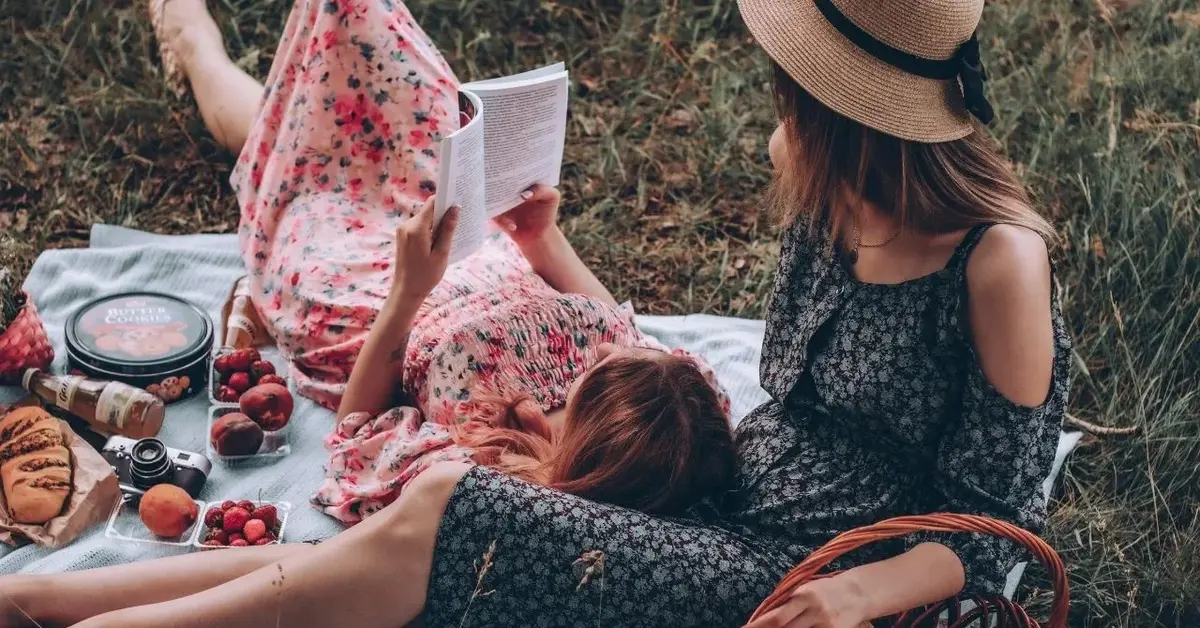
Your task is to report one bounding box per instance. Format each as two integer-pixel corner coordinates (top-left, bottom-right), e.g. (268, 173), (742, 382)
(422, 223), (1069, 627)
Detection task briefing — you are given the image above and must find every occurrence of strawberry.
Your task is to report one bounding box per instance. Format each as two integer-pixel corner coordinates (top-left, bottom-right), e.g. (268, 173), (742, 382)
(250, 504), (278, 528)
(213, 354), (234, 374)
(228, 372), (251, 393)
(257, 374), (287, 387)
(244, 348), (262, 363)
(230, 539), (250, 547)
(220, 500), (237, 510)
(249, 360), (276, 382)
(228, 533), (244, 544)
(216, 385), (240, 403)
(254, 537), (274, 546)
(203, 539), (225, 547)
(203, 507), (224, 529)
(243, 519), (267, 543)
(237, 499), (256, 512)
(226, 349), (255, 372)
(222, 507), (251, 534)
(206, 529), (229, 545)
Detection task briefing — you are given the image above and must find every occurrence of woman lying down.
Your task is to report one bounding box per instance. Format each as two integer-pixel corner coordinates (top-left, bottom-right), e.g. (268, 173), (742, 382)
(0, 0), (737, 621)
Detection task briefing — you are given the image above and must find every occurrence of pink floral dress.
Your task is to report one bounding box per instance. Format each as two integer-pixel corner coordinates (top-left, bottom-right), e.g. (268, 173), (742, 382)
(233, 0), (726, 524)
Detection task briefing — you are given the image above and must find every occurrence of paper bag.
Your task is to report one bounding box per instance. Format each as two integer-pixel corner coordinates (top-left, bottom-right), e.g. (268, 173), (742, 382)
(0, 402), (121, 548)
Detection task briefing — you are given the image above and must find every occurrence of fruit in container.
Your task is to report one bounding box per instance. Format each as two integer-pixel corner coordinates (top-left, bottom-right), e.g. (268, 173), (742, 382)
(243, 519), (267, 543)
(257, 374), (286, 387)
(138, 484), (199, 538)
(222, 506), (251, 534)
(225, 349), (255, 372)
(228, 372), (251, 393)
(210, 413), (264, 456)
(240, 384), (294, 431)
(204, 507), (224, 528)
(213, 353), (234, 374)
(230, 538), (249, 547)
(249, 360), (276, 382)
(251, 504), (279, 528)
(215, 385), (240, 403)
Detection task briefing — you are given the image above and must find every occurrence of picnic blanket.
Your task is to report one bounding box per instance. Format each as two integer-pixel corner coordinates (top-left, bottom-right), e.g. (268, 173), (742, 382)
(0, 225), (1080, 597)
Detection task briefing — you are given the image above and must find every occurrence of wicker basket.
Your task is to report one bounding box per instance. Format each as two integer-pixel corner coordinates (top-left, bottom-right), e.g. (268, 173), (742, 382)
(752, 514), (1069, 628)
(0, 294), (55, 385)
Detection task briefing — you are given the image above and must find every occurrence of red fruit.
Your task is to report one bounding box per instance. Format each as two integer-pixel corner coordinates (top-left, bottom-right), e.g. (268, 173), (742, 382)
(251, 504), (279, 528)
(254, 537), (274, 546)
(244, 348), (262, 363)
(228, 372), (251, 393)
(216, 385), (239, 403)
(222, 507), (251, 534)
(210, 413), (264, 456)
(249, 360), (276, 382)
(206, 529), (229, 545)
(221, 500), (237, 511)
(240, 384), (294, 431)
(257, 374), (287, 388)
(237, 499), (256, 512)
(213, 354), (234, 374)
(230, 539), (250, 547)
(138, 485), (198, 538)
(243, 519), (267, 543)
(203, 507), (224, 528)
(228, 533), (244, 543)
(225, 350), (252, 372)
(264, 531), (277, 542)
(203, 539), (225, 547)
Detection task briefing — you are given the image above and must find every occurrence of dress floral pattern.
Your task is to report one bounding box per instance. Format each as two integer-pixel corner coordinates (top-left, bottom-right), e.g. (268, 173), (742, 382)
(422, 224), (1069, 627)
(237, 0), (729, 524)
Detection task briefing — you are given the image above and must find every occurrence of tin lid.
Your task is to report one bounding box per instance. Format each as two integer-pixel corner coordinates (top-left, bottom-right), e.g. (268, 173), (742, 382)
(65, 292), (213, 376)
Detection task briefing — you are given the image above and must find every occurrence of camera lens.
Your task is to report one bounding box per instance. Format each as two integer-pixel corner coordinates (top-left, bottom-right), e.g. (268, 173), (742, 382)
(129, 439), (172, 489)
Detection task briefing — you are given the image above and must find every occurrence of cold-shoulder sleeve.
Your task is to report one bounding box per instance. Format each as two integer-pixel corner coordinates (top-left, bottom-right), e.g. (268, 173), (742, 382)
(905, 281), (1071, 595)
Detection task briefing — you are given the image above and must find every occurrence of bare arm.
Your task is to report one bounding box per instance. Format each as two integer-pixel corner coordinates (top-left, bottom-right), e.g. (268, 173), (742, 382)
(496, 184), (618, 307)
(516, 227), (618, 307)
(337, 200), (458, 420)
(337, 297), (421, 420)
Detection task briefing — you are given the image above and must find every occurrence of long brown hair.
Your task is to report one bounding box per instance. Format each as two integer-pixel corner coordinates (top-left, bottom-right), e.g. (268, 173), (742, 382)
(451, 352), (735, 516)
(767, 62), (1054, 244)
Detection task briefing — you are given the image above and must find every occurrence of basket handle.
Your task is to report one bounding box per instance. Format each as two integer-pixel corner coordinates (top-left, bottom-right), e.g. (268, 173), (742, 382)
(750, 514), (1068, 627)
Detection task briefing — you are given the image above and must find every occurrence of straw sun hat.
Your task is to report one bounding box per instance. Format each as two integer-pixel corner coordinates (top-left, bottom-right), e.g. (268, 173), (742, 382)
(738, 0), (994, 143)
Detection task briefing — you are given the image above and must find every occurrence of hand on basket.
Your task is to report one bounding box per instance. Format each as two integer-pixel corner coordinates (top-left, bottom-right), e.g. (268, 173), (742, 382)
(388, 197), (458, 307)
(743, 575), (870, 628)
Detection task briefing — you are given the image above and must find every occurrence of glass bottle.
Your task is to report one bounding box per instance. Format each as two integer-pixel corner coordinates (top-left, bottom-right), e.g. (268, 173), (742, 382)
(223, 277), (261, 349)
(21, 369), (164, 438)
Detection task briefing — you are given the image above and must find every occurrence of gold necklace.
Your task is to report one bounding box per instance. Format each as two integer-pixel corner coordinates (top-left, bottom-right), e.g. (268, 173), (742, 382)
(849, 225), (902, 263)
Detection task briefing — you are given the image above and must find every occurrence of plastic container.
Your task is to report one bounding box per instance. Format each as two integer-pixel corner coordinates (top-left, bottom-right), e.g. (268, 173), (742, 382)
(104, 492), (206, 547)
(194, 500), (292, 549)
(208, 347), (289, 406)
(65, 292), (213, 404)
(207, 406), (291, 463)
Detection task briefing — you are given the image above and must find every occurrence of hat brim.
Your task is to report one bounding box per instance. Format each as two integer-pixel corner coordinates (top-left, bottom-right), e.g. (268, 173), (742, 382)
(739, 0), (975, 143)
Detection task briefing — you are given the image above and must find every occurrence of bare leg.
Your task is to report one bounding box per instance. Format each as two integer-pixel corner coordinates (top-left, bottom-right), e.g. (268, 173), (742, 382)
(76, 463), (472, 628)
(158, 0), (263, 153)
(0, 544), (308, 627)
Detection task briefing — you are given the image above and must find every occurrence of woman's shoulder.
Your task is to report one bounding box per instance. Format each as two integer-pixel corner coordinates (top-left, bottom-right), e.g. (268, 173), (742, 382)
(962, 224), (1056, 408)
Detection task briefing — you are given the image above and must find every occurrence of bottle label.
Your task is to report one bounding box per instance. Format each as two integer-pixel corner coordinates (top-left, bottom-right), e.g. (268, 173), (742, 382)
(95, 384), (139, 430)
(227, 313), (258, 336)
(53, 376), (83, 412)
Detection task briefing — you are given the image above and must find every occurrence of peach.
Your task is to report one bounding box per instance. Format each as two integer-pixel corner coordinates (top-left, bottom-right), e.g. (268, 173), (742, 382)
(240, 384), (293, 431)
(138, 484), (198, 538)
(211, 412), (264, 456)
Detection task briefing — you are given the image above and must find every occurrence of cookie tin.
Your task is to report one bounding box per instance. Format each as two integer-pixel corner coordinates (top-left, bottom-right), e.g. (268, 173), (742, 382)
(65, 292), (213, 404)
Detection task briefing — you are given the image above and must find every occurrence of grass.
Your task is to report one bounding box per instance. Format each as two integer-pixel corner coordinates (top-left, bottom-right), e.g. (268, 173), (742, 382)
(1, 0), (1197, 625)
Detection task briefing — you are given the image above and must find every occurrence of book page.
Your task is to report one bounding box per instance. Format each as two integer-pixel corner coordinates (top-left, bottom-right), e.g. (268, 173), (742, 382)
(462, 62), (565, 89)
(434, 91), (487, 264)
(463, 68), (569, 217)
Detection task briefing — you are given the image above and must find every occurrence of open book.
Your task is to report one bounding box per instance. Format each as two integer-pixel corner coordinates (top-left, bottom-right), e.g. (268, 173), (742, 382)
(434, 63), (569, 263)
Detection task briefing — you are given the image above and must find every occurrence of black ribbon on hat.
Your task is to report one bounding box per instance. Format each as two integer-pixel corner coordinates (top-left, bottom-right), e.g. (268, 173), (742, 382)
(812, 0), (995, 125)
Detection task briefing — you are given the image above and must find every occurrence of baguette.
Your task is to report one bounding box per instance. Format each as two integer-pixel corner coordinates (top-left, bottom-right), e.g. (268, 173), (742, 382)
(0, 406), (72, 524)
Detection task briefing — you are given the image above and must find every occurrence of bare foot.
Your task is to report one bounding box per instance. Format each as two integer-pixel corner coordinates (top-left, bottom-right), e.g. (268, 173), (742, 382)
(151, 0), (226, 91)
